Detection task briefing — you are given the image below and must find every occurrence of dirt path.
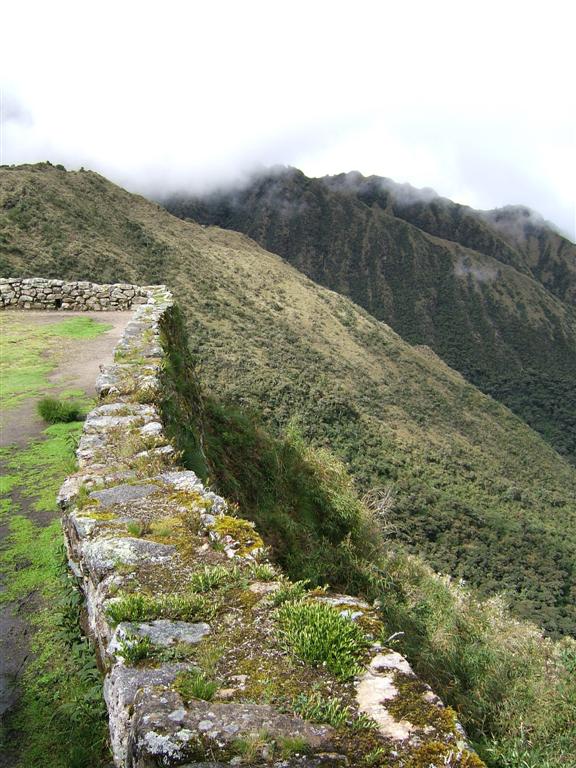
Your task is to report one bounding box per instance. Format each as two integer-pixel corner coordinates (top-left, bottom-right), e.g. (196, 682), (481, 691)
(0, 310), (132, 725)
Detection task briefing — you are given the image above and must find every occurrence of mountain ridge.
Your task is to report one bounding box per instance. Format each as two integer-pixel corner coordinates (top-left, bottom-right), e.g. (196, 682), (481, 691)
(163, 167), (576, 463)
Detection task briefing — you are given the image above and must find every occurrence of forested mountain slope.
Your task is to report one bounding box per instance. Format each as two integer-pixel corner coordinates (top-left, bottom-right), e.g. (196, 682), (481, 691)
(1, 163), (575, 635)
(165, 168), (576, 463)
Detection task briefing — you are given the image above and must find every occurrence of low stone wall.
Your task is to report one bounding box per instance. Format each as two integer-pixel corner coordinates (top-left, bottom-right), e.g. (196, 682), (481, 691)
(8, 278), (482, 767)
(0, 277), (149, 310)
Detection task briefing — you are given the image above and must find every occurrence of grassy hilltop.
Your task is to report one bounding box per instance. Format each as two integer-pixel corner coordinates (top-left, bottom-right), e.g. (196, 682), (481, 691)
(1, 162), (575, 637)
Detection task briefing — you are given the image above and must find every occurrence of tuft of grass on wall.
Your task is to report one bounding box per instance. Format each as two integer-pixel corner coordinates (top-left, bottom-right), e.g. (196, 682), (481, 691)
(275, 601), (369, 681)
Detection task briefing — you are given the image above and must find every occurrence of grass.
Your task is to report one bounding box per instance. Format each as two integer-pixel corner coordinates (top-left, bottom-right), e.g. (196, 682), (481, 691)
(188, 564), (239, 592)
(105, 592), (215, 624)
(0, 423), (108, 766)
(291, 691), (349, 727)
(174, 668), (219, 702)
(0, 422), (82, 514)
(275, 601), (369, 681)
(117, 633), (152, 664)
(37, 396), (85, 423)
(48, 316), (113, 340)
(271, 579), (310, 606)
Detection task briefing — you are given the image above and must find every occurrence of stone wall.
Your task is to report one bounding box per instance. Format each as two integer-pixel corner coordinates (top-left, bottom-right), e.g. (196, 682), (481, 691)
(0, 277), (149, 310)
(8, 279), (483, 767)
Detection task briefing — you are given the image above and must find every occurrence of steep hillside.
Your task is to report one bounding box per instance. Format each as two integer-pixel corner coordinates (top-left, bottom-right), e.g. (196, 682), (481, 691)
(1, 163), (575, 635)
(165, 168), (576, 462)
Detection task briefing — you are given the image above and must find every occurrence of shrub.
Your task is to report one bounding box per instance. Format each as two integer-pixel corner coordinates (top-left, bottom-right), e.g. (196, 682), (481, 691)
(275, 601), (368, 680)
(37, 396), (84, 423)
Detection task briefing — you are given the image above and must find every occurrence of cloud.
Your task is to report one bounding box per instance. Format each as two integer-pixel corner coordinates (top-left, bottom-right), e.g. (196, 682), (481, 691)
(0, 0), (574, 239)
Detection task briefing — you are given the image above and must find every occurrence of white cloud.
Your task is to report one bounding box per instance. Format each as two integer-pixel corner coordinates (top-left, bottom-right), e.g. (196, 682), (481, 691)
(1, 0), (574, 238)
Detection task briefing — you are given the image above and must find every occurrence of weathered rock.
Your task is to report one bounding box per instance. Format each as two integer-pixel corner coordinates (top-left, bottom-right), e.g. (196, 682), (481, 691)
(109, 620), (210, 656)
(83, 537), (175, 581)
(131, 692), (335, 767)
(105, 663), (188, 765)
(90, 483), (160, 508)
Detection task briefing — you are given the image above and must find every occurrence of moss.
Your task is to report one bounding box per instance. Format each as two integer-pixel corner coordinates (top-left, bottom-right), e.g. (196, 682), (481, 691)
(76, 510), (117, 521)
(405, 741), (485, 767)
(211, 514), (264, 556)
(387, 672), (459, 737)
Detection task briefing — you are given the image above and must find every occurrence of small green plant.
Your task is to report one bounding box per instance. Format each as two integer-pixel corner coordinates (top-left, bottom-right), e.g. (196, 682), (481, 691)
(75, 484), (96, 509)
(37, 396), (84, 424)
(117, 633), (152, 664)
(276, 736), (311, 758)
(249, 562), (278, 581)
(174, 668), (218, 701)
(291, 692), (349, 727)
(272, 579), (310, 606)
(275, 601), (368, 680)
(189, 564), (237, 592)
(126, 520), (148, 537)
(232, 732), (311, 762)
(105, 592), (214, 624)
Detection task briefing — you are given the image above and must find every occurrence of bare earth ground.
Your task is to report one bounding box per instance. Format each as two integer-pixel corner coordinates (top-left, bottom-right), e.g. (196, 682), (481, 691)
(0, 310), (131, 725)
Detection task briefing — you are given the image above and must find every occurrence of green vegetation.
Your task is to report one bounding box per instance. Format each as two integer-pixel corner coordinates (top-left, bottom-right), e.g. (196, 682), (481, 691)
(271, 579), (311, 606)
(48, 316), (113, 340)
(276, 601), (369, 681)
(0, 421), (81, 518)
(157, 315), (576, 766)
(0, 421), (108, 767)
(37, 395), (84, 423)
(174, 668), (219, 702)
(117, 633), (153, 664)
(232, 732), (311, 762)
(291, 691), (351, 728)
(105, 591), (215, 624)
(249, 562), (277, 581)
(189, 564), (239, 592)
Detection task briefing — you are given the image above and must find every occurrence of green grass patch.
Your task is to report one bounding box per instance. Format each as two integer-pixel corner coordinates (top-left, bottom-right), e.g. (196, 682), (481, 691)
(37, 396), (85, 423)
(117, 634), (153, 665)
(105, 592), (215, 624)
(0, 423), (108, 766)
(47, 316), (113, 340)
(0, 532), (108, 766)
(0, 422), (82, 512)
(174, 668), (219, 702)
(275, 601), (369, 680)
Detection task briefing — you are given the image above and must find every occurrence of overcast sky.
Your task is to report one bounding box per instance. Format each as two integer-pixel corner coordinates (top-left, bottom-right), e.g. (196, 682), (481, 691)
(1, 0), (574, 239)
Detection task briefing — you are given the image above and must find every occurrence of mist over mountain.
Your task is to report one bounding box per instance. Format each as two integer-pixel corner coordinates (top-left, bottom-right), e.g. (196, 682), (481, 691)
(163, 167), (576, 464)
